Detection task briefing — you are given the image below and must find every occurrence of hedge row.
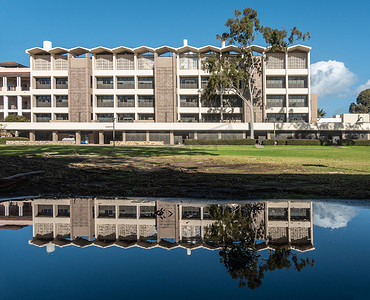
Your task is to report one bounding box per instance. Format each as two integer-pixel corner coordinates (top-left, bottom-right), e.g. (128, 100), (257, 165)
(184, 139), (257, 145)
(337, 139), (370, 146)
(0, 137), (29, 144)
(262, 139), (321, 146)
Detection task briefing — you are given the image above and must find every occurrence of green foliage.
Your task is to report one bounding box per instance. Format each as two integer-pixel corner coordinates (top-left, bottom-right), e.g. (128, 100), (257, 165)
(184, 139), (257, 145)
(337, 139), (370, 146)
(0, 137), (29, 144)
(320, 139), (333, 146)
(4, 115), (30, 122)
(262, 139), (320, 146)
(201, 7), (309, 139)
(349, 88), (370, 113)
(317, 108), (326, 118)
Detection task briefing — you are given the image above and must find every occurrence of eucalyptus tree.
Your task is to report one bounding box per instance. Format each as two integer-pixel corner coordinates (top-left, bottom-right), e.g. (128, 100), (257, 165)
(201, 8), (310, 139)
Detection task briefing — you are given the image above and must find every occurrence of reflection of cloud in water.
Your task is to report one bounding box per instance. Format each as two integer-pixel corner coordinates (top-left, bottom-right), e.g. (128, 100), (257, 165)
(313, 203), (359, 229)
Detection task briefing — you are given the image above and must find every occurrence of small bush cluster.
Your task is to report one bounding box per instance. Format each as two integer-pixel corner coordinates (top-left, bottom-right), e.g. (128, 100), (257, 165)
(337, 139), (370, 146)
(0, 137), (29, 144)
(184, 139), (257, 145)
(262, 139), (321, 146)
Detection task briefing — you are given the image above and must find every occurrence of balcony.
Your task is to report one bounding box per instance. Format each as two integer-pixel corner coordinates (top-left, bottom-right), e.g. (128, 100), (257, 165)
(117, 82), (135, 89)
(22, 86), (30, 91)
(7, 86), (16, 91)
(36, 102), (51, 108)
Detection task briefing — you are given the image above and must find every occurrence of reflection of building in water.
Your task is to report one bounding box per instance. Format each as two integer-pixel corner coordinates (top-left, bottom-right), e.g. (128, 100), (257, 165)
(28, 199), (313, 254)
(0, 200), (33, 230)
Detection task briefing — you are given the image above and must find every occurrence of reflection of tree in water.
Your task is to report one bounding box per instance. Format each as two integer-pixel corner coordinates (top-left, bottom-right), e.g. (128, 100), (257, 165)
(205, 204), (314, 289)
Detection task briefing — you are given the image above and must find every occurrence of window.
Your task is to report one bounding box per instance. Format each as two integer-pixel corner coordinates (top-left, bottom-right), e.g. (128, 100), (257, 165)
(266, 52), (285, 69)
(96, 77), (113, 89)
(266, 95), (285, 108)
(55, 77), (68, 89)
(95, 54), (113, 70)
(119, 206), (137, 218)
(98, 205), (115, 218)
(180, 95), (199, 107)
(201, 113), (221, 122)
(180, 77), (198, 89)
(289, 113), (308, 122)
(180, 114), (199, 122)
(55, 95), (68, 107)
(96, 113), (114, 122)
(202, 95), (221, 107)
(291, 208), (310, 221)
(266, 113), (286, 122)
(288, 52), (307, 69)
(288, 76), (307, 88)
(138, 113), (154, 121)
(289, 95), (308, 107)
(137, 53), (154, 70)
(223, 114), (242, 121)
(117, 113), (135, 122)
(179, 53), (198, 70)
(35, 113), (51, 122)
(57, 205), (70, 217)
(37, 205), (53, 217)
(139, 206), (156, 218)
(268, 208), (288, 220)
(116, 54), (134, 70)
(35, 77), (51, 89)
(35, 95), (51, 107)
(266, 77), (285, 88)
(223, 95), (242, 107)
(117, 95), (135, 107)
(138, 96), (154, 107)
(138, 77), (154, 89)
(117, 77), (134, 89)
(182, 207), (201, 219)
(96, 95), (114, 107)
(55, 113), (68, 121)
(201, 76), (209, 88)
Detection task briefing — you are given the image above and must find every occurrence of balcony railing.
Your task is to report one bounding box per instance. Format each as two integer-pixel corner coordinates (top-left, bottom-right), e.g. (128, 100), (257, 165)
(138, 83), (154, 89)
(97, 102), (114, 107)
(22, 104), (31, 109)
(36, 83), (51, 89)
(56, 83), (68, 89)
(22, 86), (30, 91)
(7, 86), (16, 91)
(117, 101), (135, 107)
(97, 83), (113, 89)
(138, 101), (154, 107)
(117, 83), (135, 89)
(180, 83), (198, 89)
(180, 102), (198, 107)
(56, 102), (68, 107)
(36, 102), (51, 107)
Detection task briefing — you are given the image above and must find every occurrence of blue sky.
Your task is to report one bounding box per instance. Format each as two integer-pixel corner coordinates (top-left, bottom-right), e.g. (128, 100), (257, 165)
(0, 0), (369, 116)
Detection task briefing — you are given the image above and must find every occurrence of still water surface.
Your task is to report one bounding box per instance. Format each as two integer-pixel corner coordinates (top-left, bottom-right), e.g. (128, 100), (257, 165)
(0, 198), (369, 300)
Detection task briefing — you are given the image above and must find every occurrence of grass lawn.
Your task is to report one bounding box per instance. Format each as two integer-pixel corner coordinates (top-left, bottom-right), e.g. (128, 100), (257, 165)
(0, 145), (369, 199)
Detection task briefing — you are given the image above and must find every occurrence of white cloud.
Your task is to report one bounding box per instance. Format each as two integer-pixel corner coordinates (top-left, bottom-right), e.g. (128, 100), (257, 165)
(356, 79), (370, 94)
(310, 60), (357, 97)
(313, 202), (359, 229)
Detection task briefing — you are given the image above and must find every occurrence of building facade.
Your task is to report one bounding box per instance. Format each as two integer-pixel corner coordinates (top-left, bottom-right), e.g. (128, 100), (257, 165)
(1, 41), (369, 144)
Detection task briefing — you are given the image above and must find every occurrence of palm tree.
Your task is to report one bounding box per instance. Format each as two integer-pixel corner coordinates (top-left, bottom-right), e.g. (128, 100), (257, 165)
(317, 108), (326, 119)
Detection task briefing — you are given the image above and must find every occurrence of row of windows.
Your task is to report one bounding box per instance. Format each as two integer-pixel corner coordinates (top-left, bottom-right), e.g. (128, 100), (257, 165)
(266, 76), (307, 89)
(35, 77), (68, 89)
(34, 95), (68, 108)
(266, 113), (309, 122)
(266, 95), (308, 108)
(266, 52), (308, 69)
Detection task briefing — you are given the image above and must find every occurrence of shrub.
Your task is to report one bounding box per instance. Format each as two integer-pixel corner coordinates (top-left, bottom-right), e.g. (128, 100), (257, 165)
(262, 139), (287, 145)
(184, 139), (257, 145)
(0, 137), (29, 144)
(338, 139), (370, 146)
(320, 139), (333, 146)
(262, 139), (321, 146)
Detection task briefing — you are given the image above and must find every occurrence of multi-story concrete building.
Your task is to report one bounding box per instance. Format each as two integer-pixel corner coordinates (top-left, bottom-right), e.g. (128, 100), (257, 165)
(1, 41), (369, 143)
(28, 198), (314, 254)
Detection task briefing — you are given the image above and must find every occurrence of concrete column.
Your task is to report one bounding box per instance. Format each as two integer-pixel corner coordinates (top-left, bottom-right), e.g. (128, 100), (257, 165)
(2, 77), (7, 91)
(3, 95), (8, 118)
(52, 131), (58, 142)
(169, 131), (174, 145)
(242, 132), (246, 139)
(4, 205), (10, 216)
(122, 131), (126, 142)
(16, 77), (21, 90)
(99, 131), (104, 145)
(29, 131), (36, 142)
(17, 96), (22, 115)
(217, 131), (222, 140)
(193, 131), (198, 140)
(19, 204), (24, 217)
(76, 131), (81, 144)
(146, 131), (150, 142)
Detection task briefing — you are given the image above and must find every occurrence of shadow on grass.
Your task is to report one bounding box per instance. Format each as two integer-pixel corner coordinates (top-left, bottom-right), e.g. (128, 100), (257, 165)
(0, 155), (368, 200)
(0, 145), (218, 157)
